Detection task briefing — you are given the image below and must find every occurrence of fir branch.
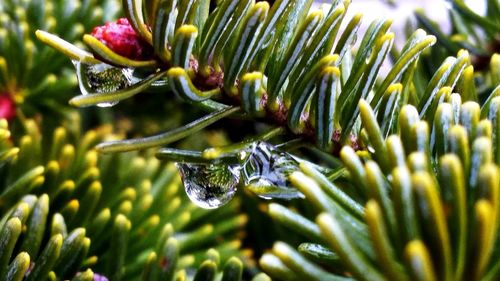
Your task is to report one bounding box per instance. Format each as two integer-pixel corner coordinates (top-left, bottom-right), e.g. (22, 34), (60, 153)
(36, 0), (438, 155)
(0, 116), (254, 280)
(262, 96), (500, 280)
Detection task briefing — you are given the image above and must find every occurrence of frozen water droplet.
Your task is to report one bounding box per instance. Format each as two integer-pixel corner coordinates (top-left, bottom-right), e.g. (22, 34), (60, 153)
(73, 61), (138, 107)
(241, 142), (304, 199)
(177, 163), (240, 209)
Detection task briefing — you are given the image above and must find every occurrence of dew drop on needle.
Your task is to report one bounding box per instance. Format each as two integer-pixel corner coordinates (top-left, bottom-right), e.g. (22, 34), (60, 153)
(73, 61), (138, 107)
(177, 163), (240, 209)
(241, 141), (304, 199)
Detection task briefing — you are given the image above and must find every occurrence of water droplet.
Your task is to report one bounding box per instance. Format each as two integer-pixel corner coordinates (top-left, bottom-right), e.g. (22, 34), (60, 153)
(177, 163), (240, 209)
(241, 142), (304, 199)
(73, 61), (138, 107)
(365, 48), (373, 64)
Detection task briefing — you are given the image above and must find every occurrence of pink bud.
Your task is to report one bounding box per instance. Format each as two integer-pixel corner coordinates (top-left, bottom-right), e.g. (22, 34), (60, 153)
(0, 94), (16, 121)
(91, 18), (153, 60)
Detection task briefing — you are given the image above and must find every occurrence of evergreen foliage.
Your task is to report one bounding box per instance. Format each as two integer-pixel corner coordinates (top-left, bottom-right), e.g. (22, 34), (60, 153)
(37, 0), (440, 155)
(0, 0), (120, 119)
(0, 117), (251, 280)
(412, 0), (500, 102)
(263, 97), (500, 280)
(0, 0), (499, 280)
